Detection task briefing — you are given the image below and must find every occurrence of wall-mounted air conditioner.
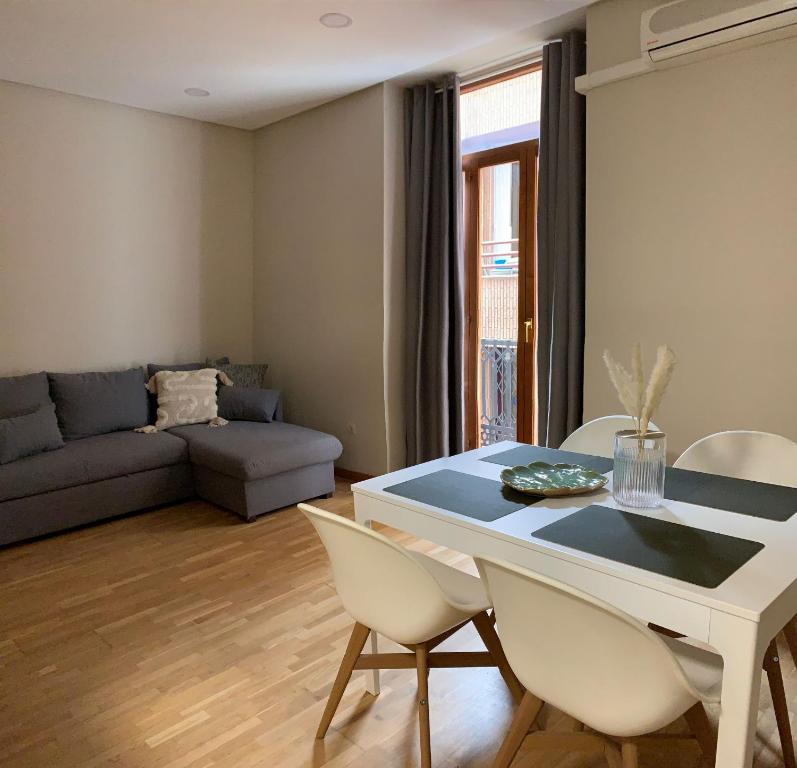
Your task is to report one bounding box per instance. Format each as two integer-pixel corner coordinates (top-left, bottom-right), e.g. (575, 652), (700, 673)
(642, 0), (797, 62)
(576, 0), (797, 92)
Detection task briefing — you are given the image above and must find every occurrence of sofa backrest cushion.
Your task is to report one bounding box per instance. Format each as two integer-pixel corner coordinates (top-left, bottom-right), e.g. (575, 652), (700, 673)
(0, 372), (52, 420)
(206, 361), (269, 389)
(0, 404), (64, 464)
(146, 362), (205, 379)
(48, 369), (148, 440)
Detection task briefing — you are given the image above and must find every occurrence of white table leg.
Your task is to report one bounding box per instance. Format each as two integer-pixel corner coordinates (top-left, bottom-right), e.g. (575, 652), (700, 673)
(353, 504), (381, 696)
(365, 629), (381, 696)
(709, 611), (766, 768)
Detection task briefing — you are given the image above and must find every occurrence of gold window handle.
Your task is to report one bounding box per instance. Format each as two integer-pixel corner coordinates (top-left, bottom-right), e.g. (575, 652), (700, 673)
(524, 319), (533, 343)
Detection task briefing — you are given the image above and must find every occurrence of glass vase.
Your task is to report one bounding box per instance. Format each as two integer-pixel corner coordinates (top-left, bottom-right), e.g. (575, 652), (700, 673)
(612, 430), (666, 509)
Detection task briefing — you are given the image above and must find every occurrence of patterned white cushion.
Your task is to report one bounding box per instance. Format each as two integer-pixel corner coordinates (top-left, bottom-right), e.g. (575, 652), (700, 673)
(150, 369), (219, 429)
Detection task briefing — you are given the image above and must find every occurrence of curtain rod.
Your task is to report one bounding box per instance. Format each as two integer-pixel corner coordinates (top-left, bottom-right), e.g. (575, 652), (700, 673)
(458, 40), (558, 86)
(427, 39), (559, 93)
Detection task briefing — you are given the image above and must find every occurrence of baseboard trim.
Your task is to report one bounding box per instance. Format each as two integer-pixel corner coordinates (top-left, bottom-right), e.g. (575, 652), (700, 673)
(335, 467), (374, 483)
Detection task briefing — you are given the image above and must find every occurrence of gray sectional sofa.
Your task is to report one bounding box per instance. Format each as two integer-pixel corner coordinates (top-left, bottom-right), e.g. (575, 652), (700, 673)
(0, 369), (343, 547)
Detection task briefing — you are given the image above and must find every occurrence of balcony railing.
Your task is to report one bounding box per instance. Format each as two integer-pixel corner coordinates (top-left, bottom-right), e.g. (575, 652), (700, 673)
(479, 338), (517, 446)
(481, 238), (519, 276)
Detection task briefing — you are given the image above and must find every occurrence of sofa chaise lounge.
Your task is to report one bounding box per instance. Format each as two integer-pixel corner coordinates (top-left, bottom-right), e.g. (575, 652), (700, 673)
(0, 370), (342, 547)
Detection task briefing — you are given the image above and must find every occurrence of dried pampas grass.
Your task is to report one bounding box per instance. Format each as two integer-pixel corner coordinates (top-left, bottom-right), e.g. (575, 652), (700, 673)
(603, 350), (638, 432)
(640, 345), (676, 434)
(603, 343), (676, 436)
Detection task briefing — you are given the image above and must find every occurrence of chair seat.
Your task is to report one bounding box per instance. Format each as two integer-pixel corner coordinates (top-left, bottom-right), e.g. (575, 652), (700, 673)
(408, 551), (491, 614)
(661, 636), (723, 703)
(400, 550), (492, 642)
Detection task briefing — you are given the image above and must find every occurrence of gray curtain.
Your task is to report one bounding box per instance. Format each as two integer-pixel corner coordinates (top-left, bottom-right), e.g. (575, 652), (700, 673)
(404, 77), (464, 466)
(536, 32), (587, 448)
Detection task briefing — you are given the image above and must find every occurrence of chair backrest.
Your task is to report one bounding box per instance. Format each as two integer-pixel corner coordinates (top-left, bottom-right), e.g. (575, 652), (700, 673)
(300, 504), (463, 645)
(475, 556), (699, 738)
(559, 415), (660, 458)
(674, 430), (797, 487)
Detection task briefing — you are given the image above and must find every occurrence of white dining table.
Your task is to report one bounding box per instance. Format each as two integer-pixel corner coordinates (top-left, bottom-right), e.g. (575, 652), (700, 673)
(352, 441), (797, 768)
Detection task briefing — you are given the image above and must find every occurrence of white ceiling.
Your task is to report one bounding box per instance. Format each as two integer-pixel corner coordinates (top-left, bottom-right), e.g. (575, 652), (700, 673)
(0, 1), (592, 130)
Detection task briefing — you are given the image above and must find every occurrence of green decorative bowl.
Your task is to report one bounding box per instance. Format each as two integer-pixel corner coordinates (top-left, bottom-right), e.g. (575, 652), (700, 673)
(500, 461), (608, 497)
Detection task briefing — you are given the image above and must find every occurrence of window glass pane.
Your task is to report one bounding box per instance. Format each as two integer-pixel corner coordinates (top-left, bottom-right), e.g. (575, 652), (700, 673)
(461, 69), (541, 154)
(478, 161), (519, 446)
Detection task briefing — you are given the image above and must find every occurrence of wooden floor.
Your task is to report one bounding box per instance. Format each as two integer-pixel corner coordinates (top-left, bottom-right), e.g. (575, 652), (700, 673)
(0, 481), (793, 767)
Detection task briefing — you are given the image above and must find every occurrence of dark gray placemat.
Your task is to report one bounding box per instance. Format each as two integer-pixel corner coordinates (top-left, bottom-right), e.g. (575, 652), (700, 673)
(532, 504), (764, 589)
(664, 467), (797, 522)
(383, 469), (536, 522)
(482, 444), (614, 474)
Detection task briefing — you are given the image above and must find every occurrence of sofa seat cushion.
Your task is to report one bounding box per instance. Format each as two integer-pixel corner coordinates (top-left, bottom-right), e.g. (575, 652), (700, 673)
(169, 421), (343, 481)
(0, 430), (188, 502)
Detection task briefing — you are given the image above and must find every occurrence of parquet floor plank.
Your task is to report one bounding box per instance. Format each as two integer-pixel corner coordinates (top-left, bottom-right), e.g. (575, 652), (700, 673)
(0, 480), (791, 766)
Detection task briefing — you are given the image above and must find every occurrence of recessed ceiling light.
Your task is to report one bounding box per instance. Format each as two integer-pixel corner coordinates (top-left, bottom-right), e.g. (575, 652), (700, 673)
(319, 12), (352, 28)
(184, 87), (210, 97)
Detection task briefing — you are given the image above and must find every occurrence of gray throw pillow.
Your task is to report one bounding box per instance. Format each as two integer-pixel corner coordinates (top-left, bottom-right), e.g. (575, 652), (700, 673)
(217, 387), (281, 423)
(211, 363), (269, 389)
(48, 369), (148, 440)
(0, 372), (52, 419)
(0, 403), (64, 464)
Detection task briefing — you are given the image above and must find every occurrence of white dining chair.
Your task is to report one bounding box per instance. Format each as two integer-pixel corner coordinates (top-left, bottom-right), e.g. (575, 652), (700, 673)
(671, 430), (797, 768)
(559, 415), (660, 458)
(300, 504), (525, 768)
(476, 555), (719, 768)
(674, 429), (797, 486)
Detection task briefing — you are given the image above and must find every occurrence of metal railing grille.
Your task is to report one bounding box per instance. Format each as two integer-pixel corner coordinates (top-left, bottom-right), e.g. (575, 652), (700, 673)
(479, 338), (517, 446)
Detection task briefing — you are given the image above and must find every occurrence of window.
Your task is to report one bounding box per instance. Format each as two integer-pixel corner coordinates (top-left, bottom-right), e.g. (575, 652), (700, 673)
(461, 64), (541, 448)
(460, 66), (542, 155)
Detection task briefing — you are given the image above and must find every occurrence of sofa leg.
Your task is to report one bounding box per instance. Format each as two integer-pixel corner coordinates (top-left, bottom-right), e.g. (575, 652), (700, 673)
(321, 492), (334, 499)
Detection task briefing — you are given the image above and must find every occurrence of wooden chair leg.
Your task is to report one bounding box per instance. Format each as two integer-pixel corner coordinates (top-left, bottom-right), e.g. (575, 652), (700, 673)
(316, 622), (371, 739)
(491, 689), (544, 768)
(763, 639), (797, 768)
(416, 643), (432, 768)
(783, 618), (797, 666)
(621, 741), (638, 768)
(472, 610), (525, 704)
(683, 702), (717, 768)
(604, 741), (622, 768)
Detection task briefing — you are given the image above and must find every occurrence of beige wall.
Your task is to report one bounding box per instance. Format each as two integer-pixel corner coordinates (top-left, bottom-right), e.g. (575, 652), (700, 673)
(2, 77), (401, 473)
(584, 1), (797, 456)
(0, 80), (254, 376)
(253, 85), (394, 475)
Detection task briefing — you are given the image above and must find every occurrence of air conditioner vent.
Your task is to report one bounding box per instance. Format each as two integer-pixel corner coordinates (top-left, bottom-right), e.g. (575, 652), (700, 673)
(642, 0), (797, 63)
